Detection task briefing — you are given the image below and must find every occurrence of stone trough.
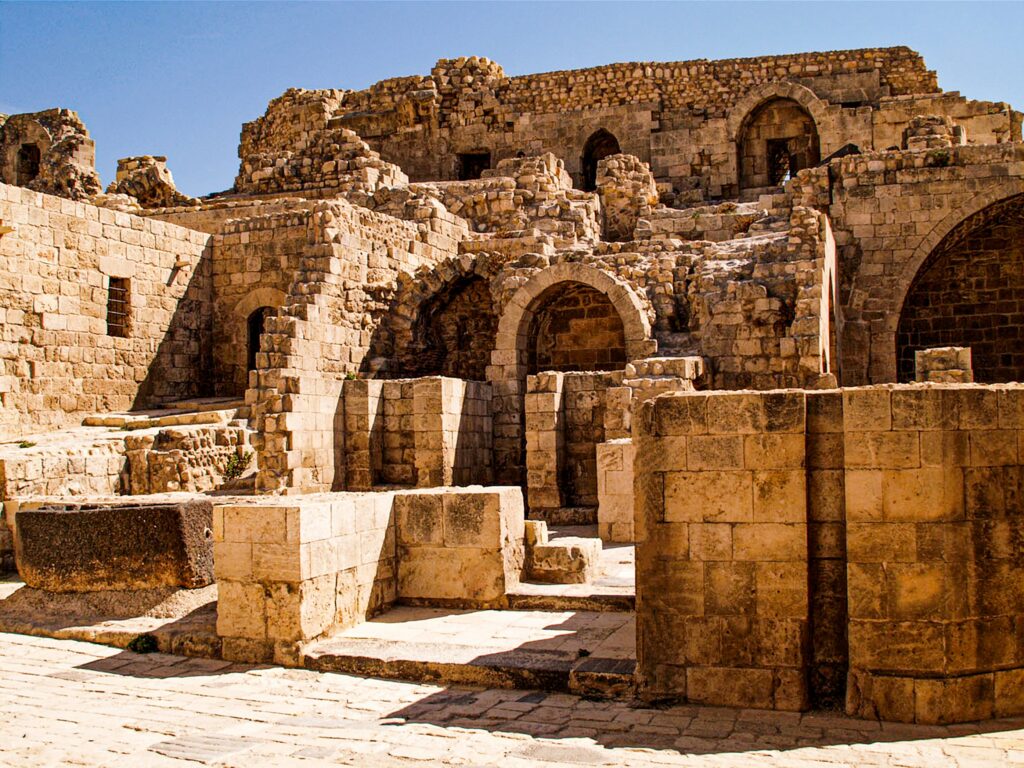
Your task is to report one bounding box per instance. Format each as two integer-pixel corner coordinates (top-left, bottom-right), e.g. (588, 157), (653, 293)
(14, 500), (214, 592)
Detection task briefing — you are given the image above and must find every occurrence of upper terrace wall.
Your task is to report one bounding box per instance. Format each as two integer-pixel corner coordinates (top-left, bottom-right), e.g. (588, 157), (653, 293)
(240, 48), (1016, 202)
(0, 183), (212, 439)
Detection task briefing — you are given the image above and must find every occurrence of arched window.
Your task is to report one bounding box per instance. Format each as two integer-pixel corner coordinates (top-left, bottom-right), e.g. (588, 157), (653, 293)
(16, 143), (41, 185)
(247, 307), (273, 372)
(581, 129), (620, 192)
(737, 99), (819, 193)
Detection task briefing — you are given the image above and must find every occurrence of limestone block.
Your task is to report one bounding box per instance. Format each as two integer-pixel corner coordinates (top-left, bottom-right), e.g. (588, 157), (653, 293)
(528, 537), (601, 584)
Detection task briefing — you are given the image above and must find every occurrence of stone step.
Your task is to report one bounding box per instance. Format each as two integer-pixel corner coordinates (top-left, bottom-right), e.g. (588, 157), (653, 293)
(303, 605), (635, 700)
(527, 535), (602, 585)
(166, 397), (245, 413)
(83, 409), (241, 430)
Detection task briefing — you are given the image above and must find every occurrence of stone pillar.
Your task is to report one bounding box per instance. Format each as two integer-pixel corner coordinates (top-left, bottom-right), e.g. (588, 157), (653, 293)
(342, 379), (385, 491)
(635, 390), (811, 711)
(596, 438), (635, 542)
(524, 372), (565, 515)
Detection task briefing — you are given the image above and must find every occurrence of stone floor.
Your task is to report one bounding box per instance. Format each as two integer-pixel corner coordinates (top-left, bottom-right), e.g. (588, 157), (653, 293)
(3, 632), (1024, 767)
(305, 606), (635, 695)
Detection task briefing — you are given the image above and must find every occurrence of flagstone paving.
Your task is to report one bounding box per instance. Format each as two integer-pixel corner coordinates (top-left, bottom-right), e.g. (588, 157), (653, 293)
(2, 632), (1024, 766)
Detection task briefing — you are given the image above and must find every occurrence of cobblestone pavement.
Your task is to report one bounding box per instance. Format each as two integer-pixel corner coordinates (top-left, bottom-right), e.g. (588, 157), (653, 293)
(2, 633), (1024, 767)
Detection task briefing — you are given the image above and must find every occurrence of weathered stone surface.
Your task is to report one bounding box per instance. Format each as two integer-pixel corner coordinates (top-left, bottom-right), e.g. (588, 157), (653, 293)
(15, 500), (214, 592)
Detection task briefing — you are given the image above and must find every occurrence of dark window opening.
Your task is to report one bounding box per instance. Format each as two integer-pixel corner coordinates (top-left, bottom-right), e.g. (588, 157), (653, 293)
(107, 277), (130, 338)
(457, 152), (490, 181)
(767, 138), (796, 186)
(581, 129), (621, 192)
(16, 143), (41, 186)
(247, 307), (273, 371)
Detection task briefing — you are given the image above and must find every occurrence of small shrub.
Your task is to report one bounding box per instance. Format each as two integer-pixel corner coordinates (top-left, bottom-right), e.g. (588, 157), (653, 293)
(127, 634), (159, 654)
(224, 450), (253, 480)
(345, 372), (357, 381)
(17, 441), (35, 449)
(928, 149), (951, 167)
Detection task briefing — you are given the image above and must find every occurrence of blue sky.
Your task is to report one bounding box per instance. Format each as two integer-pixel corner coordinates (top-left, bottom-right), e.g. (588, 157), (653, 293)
(2, 1), (1022, 196)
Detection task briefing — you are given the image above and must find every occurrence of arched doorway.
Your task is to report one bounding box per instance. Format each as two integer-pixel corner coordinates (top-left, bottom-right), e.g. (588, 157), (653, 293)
(737, 98), (820, 192)
(247, 306), (273, 373)
(897, 194), (1024, 383)
(581, 129), (620, 192)
(405, 274), (498, 381)
(526, 282), (627, 374)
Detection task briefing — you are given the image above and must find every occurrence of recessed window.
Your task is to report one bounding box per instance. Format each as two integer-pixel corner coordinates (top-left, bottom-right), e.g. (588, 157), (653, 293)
(107, 277), (130, 337)
(16, 143), (41, 185)
(247, 306), (273, 371)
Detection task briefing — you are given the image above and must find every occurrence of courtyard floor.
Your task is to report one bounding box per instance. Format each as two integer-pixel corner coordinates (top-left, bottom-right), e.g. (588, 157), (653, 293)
(2, 632), (1023, 767)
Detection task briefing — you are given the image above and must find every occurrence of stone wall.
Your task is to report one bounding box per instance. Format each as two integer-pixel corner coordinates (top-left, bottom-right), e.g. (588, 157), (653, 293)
(248, 199), (464, 493)
(124, 425), (251, 494)
(214, 487), (525, 664)
(828, 143), (1024, 385)
(843, 386), (1024, 723)
(634, 382), (1024, 724)
(0, 183), (213, 439)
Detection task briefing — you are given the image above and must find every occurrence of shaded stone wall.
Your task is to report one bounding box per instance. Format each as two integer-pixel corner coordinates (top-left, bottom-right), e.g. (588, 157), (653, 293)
(0, 183), (213, 439)
(738, 98), (820, 193)
(527, 283), (628, 374)
(0, 110), (101, 200)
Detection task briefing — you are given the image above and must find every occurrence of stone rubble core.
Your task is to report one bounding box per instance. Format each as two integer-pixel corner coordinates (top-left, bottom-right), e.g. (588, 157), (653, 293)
(1, 46), (1024, 726)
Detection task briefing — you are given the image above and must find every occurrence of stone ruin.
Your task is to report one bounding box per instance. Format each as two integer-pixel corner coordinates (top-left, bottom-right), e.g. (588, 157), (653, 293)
(1, 46), (1024, 724)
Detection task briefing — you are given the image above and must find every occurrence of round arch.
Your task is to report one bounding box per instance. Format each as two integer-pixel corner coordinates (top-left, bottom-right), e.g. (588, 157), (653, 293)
(726, 81), (831, 143)
(581, 129), (621, 192)
(891, 188), (1024, 382)
(493, 262), (652, 366)
(232, 287), (288, 322)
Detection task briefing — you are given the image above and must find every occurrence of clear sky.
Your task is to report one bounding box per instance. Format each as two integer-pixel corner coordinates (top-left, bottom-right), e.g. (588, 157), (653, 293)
(2, 1), (1021, 197)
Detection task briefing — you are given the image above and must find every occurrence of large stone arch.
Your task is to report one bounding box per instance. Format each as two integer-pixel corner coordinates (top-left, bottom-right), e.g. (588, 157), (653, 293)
(493, 262), (653, 365)
(488, 262), (654, 485)
(894, 190), (1024, 382)
(385, 254), (503, 379)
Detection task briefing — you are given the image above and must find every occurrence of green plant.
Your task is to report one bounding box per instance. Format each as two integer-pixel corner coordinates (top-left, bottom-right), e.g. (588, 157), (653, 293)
(928, 149), (951, 167)
(17, 441), (35, 449)
(127, 634), (158, 654)
(345, 372), (357, 381)
(224, 450), (253, 480)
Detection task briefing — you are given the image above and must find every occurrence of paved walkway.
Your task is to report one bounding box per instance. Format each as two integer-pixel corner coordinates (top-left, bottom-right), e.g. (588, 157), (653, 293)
(2, 632), (1024, 767)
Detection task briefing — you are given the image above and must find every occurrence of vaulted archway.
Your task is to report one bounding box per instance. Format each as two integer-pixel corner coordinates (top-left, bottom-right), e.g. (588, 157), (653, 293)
(896, 193), (1024, 383)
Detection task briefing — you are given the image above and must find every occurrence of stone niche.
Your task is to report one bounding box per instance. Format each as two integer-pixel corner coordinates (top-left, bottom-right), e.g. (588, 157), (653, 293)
(13, 500), (214, 592)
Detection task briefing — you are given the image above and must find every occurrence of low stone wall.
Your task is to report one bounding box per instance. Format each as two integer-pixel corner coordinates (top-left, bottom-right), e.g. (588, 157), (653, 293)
(213, 486), (524, 665)
(343, 376), (492, 491)
(125, 426), (251, 494)
(634, 382), (1024, 724)
(394, 487), (523, 606)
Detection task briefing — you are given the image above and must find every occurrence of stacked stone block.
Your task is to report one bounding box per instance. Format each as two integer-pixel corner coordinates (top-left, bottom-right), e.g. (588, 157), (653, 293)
(394, 487), (524, 606)
(595, 438), (635, 542)
(915, 346), (973, 383)
(524, 372), (566, 514)
(214, 494), (397, 664)
(635, 390), (811, 710)
(843, 385), (1024, 723)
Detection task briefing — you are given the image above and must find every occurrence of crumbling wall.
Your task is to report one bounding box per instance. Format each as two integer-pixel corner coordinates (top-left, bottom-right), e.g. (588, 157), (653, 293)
(0, 183), (213, 439)
(0, 110), (102, 200)
(104, 156), (198, 209)
(596, 153), (658, 241)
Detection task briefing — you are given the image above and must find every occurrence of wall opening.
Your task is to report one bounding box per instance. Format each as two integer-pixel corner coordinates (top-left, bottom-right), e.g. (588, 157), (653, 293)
(897, 194), (1024, 383)
(404, 275), (497, 381)
(527, 282), (627, 374)
(581, 129), (620, 192)
(738, 98), (819, 192)
(106, 277), (130, 338)
(457, 152), (491, 181)
(16, 143), (41, 185)
(247, 306), (273, 372)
